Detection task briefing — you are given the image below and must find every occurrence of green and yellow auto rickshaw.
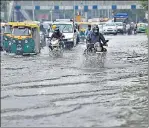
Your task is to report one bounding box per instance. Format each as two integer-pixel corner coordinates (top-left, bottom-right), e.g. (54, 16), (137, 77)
(10, 22), (40, 55)
(0, 22), (6, 50)
(77, 22), (92, 42)
(2, 22), (15, 52)
(137, 23), (147, 33)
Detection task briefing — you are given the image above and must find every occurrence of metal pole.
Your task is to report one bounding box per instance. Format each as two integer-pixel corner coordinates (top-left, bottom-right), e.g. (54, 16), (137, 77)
(32, 1), (35, 21)
(74, 0), (75, 21)
(108, 9), (109, 18)
(50, 2), (53, 22)
(136, 12), (138, 23)
(51, 10), (52, 22)
(81, 2), (83, 16)
(62, 2), (65, 19)
(51, 2), (54, 21)
(64, 7), (65, 19)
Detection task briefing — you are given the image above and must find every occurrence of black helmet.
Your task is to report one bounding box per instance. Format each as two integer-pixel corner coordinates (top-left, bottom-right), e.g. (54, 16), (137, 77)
(95, 25), (99, 31)
(54, 26), (59, 33)
(93, 26), (99, 35)
(88, 24), (91, 30)
(88, 24), (91, 28)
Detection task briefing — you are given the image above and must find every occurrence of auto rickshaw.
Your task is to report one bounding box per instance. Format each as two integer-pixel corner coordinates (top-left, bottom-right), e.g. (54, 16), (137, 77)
(77, 22), (92, 42)
(2, 22), (17, 52)
(0, 22), (6, 51)
(10, 22), (40, 55)
(137, 23), (147, 33)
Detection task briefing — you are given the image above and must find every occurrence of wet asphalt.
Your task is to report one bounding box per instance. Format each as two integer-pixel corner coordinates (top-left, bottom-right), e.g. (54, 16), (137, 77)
(1, 34), (148, 127)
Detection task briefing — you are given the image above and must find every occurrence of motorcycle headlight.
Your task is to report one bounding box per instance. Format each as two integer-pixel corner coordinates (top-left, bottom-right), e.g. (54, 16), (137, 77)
(9, 41), (11, 45)
(5, 38), (7, 40)
(25, 40), (28, 43)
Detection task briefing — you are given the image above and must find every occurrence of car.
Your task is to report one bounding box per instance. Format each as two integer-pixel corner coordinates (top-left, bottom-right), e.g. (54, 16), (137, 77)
(52, 21), (79, 49)
(115, 22), (126, 34)
(103, 22), (118, 35)
(98, 23), (106, 34)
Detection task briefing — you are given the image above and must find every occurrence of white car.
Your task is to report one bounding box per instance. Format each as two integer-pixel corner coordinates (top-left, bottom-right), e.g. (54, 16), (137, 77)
(103, 22), (118, 35)
(115, 22), (126, 34)
(52, 22), (79, 49)
(98, 24), (104, 34)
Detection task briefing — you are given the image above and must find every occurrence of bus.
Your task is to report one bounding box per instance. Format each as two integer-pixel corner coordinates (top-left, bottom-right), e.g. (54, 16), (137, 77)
(113, 13), (129, 23)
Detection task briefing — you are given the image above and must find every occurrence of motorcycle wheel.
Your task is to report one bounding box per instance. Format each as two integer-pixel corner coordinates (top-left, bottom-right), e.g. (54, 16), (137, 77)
(59, 46), (64, 57)
(49, 48), (53, 57)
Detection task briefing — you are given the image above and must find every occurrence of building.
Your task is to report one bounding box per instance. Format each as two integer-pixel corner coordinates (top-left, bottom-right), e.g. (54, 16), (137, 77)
(8, 1), (143, 21)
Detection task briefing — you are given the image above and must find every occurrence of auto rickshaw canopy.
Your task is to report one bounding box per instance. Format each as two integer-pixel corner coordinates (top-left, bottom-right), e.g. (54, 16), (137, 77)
(77, 22), (92, 32)
(11, 22), (40, 31)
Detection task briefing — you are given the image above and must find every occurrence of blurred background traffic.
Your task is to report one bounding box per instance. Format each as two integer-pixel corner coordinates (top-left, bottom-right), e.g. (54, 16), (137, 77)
(0, 1), (148, 23)
(1, 1), (148, 53)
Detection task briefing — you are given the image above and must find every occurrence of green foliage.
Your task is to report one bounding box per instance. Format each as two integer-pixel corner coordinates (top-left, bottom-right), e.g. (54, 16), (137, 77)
(1, 1), (8, 11)
(146, 28), (148, 35)
(140, 0), (148, 10)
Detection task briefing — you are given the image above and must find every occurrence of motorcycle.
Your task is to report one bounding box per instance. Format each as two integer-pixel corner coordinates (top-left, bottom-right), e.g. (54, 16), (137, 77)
(84, 40), (109, 58)
(47, 37), (64, 57)
(134, 28), (137, 35)
(80, 35), (86, 42)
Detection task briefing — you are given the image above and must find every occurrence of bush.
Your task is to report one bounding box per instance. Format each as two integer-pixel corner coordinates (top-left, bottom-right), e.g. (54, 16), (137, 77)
(146, 28), (148, 35)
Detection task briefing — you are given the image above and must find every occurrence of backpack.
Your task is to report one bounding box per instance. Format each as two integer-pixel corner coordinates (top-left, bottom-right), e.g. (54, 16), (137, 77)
(89, 32), (100, 43)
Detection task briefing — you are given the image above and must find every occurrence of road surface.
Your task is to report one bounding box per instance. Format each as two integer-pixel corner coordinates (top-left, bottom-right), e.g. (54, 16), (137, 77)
(1, 34), (148, 127)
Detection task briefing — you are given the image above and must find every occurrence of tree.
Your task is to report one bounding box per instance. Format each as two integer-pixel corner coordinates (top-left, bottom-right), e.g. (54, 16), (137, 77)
(1, 1), (12, 21)
(1, 1), (8, 11)
(140, 0), (148, 10)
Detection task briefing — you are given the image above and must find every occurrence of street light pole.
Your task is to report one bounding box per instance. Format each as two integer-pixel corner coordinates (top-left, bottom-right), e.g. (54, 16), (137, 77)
(50, 2), (53, 21)
(74, 0), (75, 21)
(81, 2), (83, 16)
(32, 0), (35, 21)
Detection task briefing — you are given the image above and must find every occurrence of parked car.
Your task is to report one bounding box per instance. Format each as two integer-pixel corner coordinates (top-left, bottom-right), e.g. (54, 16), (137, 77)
(103, 22), (118, 35)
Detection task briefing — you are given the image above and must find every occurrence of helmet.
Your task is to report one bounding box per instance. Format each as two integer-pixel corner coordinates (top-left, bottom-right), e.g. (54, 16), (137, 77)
(95, 25), (99, 31)
(88, 24), (91, 30)
(54, 26), (59, 33)
(52, 25), (56, 30)
(93, 26), (99, 35)
(88, 24), (91, 28)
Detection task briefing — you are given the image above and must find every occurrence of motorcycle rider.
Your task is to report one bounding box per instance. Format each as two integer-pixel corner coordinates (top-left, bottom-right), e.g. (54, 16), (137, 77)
(85, 26), (108, 52)
(126, 23), (131, 35)
(49, 25), (65, 50)
(130, 22), (135, 34)
(134, 23), (137, 34)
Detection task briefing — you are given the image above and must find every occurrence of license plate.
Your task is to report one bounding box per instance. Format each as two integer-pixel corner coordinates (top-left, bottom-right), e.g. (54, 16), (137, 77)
(97, 47), (102, 52)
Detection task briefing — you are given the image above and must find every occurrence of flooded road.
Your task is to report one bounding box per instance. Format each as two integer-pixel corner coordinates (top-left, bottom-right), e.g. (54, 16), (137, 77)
(1, 34), (148, 127)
